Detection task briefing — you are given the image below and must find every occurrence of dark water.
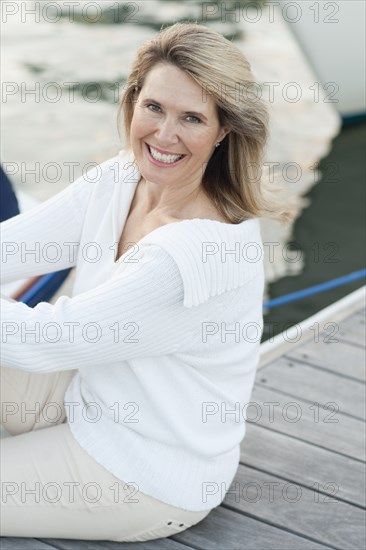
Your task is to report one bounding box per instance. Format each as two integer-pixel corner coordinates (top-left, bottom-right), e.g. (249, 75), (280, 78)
(262, 121), (366, 343)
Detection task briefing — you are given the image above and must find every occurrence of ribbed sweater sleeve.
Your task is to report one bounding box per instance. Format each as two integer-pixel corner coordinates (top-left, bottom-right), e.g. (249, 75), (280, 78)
(0, 169), (96, 284)
(1, 245), (200, 373)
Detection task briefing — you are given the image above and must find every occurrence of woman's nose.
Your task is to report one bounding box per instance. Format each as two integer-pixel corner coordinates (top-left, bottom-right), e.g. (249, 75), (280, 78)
(155, 117), (179, 144)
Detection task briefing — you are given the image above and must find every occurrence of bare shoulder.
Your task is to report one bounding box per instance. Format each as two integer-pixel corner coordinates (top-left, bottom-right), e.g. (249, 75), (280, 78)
(169, 193), (230, 224)
(193, 199), (230, 224)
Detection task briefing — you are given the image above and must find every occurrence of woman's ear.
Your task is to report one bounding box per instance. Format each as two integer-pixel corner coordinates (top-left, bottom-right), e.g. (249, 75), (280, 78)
(218, 126), (231, 143)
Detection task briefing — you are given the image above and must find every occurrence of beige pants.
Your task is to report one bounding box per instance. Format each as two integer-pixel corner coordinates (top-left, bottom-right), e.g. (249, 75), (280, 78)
(0, 365), (211, 542)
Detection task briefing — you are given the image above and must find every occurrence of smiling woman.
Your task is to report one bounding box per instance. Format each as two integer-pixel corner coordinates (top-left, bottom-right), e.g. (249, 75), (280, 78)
(113, 61), (233, 259)
(118, 22), (297, 226)
(130, 63), (230, 198)
(1, 22), (295, 544)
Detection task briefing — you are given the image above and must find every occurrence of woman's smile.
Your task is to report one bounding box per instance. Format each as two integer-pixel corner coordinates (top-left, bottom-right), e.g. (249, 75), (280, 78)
(145, 142), (187, 167)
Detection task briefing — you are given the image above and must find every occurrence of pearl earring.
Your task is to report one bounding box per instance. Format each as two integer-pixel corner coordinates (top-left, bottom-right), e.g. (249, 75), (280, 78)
(215, 142), (221, 148)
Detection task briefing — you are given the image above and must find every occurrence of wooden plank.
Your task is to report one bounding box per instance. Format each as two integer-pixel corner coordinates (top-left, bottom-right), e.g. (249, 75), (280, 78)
(335, 310), (366, 348)
(174, 505), (330, 549)
(241, 423), (366, 507)
(249, 384), (365, 461)
(259, 304), (365, 372)
(284, 336), (366, 381)
(257, 356), (366, 420)
(224, 463), (366, 550)
(0, 539), (58, 550)
(41, 537), (192, 549)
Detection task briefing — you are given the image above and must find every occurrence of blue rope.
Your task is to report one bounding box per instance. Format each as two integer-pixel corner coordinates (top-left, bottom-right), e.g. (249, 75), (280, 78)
(16, 268), (366, 310)
(18, 269), (71, 307)
(264, 268), (366, 309)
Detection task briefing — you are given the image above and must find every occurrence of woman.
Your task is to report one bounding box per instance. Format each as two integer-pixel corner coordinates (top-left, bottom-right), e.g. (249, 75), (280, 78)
(0, 22), (296, 542)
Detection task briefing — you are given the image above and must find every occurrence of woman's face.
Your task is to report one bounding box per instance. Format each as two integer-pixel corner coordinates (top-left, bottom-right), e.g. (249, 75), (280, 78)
(130, 63), (230, 187)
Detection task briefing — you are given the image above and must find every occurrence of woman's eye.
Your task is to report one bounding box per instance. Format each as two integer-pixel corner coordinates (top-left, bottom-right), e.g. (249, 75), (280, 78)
(145, 104), (200, 124)
(186, 115), (201, 124)
(147, 103), (160, 112)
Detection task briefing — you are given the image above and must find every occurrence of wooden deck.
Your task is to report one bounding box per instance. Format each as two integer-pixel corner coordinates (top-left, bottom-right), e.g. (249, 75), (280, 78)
(1, 292), (365, 550)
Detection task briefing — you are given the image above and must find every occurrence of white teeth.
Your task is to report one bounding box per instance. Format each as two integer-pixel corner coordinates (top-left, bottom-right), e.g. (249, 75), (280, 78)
(148, 145), (183, 164)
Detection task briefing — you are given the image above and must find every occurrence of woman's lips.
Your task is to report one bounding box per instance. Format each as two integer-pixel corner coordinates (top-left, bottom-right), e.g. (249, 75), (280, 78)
(145, 142), (187, 167)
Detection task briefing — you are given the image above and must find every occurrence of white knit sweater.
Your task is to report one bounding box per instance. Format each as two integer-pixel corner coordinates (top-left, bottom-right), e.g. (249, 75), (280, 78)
(0, 148), (265, 511)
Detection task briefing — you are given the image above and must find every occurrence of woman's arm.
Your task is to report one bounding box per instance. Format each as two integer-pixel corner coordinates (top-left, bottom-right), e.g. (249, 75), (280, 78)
(0, 245), (203, 373)
(0, 167), (97, 285)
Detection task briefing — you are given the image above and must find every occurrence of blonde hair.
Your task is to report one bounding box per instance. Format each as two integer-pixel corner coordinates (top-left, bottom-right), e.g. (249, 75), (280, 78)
(117, 22), (298, 224)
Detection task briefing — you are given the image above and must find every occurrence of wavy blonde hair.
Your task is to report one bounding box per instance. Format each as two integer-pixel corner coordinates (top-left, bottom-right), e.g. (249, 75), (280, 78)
(117, 22), (298, 224)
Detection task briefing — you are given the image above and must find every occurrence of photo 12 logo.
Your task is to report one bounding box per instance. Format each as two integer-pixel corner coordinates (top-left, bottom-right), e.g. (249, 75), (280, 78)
(200, 2), (340, 25)
(1, 2), (140, 25)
